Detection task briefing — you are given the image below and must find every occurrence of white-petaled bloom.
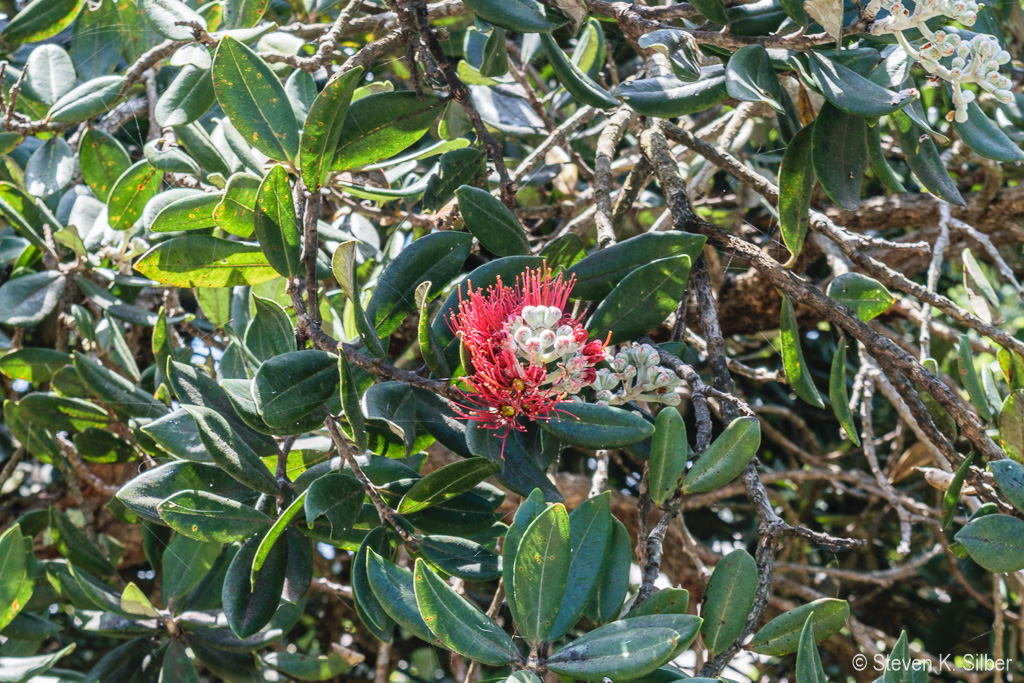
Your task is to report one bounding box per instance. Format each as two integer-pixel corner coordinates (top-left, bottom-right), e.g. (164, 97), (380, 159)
(589, 343), (686, 407)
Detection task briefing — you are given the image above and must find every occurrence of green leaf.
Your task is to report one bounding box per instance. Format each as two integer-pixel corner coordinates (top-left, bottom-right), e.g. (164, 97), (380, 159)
(418, 535), (502, 581)
(637, 30), (701, 82)
(726, 44), (784, 112)
(141, 0), (206, 40)
(352, 527), (395, 643)
(456, 186), (530, 256)
(889, 109), (964, 206)
(214, 172), (260, 238)
(332, 240), (384, 356)
(584, 518), (631, 624)
(826, 272), (894, 322)
(954, 102), (1024, 163)
(468, 423), (562, 500)
(550, 492), (613, 639)
(0, 349), (69, 383)
(567, 231), (706, 300)
(991, 459), (1024, 514)
(263, 652), (353, 681)
(134, 235), (279, 287)
(681, 416), (760, 494)
(463, 0), (567, 32)
(366, 232), (472, 337)
(796, 615), (827, 683)
(539, 402), (655, 449)
(866, 121), (907, 193)
(614, 67), (729, 118)
(962, 248), (1001, 324)
(155, 65), (216, 128)
(253, 350), (338, 429)
(363, 382), (420, 458)
(884, 630), (913, 683)
(511, 503), (570, 646)
(1, 0), (84, 43)
(161, 640), (200, 683)
(541, 32), (617, 109)
(417, 282), (451, 378)
(954, 514), (1024, 572)
(0, 644), (76, 681)
(829, 337), (860, 446)
(79, 129), (131, 203)
(213, 36), (299, 163)
(116, 460), (254, 523)
(162, 533), (221, 604)
(0, 271), (65, 328)
(108, 160), (163, 231)
(649, 408), (687, 505)
(423, 149), (486, 213)
(157, 490), (273, 542)
(585, 254), (692, 344)
(807, 52), (915, 117)
(299, 66), (363, 189)
(413, 558), (518, 665)
(47, 74), (123, 123)
(24, 45), (75, 107)
(700, 549), (757, 656)
(253, 165), (302, 278)
(251, 492), (306, 587)
(398, 458), (498, 514)
(24, 137), (73, 198)
(304, 472), (363, 532)
(749, 598), (850, 656)
(547, 616), (699, 681)
(629, 588), (689, 617)
(366, 550), (434, 642)
(957, 334), (992, 421)
(339, 354), (369, 453)
(999, 391), (1024, 463)
(811, 102), (867, 210)
(0, 525), (30, 632)
(222, 0), (268, 28)
(941, 453), (974, 529)
(689, 0), (730, 24)
(778, 124), (815, 261)
(222, 532), (286, 637)
(182, 405), (281, 495)
(74, 352), (168, 419)
(334, 92), (444, 171)
(151, 192), (221, 233)
(780, 296), (825, 408)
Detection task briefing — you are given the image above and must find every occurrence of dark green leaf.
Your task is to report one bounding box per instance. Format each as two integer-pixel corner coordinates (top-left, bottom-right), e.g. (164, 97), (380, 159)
(954, 102), (1024, 162)
(161, 640), (200, 683)
(957, 334), (992, 421)
(585, 254), (692, 344)
(48, 75), (123, 123)
(649, 408), (687, 505)
(829, 337), (860, 446)
(512, 503), (570, 645)
(353, 527), (395, 642)
(182, 405), (281, 495)
(0, 525), (30, 631)
(222, 532), (286, 637)
(116, 460), (254, 523)
(866, 121), (907, 193)
(0, 348), (69, 383)
(463, 0), (567, 32)
(158, 490), (273, 542)
(749, 598), (850, 655)
(263, 652), (353, 681)
(954, 514), (1024, 572)
(778, 124), (814, 261)
(423, 149), (486, 213)
(74, 352), (168, 419)
(413, 558), (517, 665)
(941, 453), (974, 529)
(567, 231), (706, 300)
(807, 52), (915, 117)
(300, 66), (364, 189)
(700, 549), (757, 656)
(549, 492), (612, 639)
(811, 102), (867, 211)
(637, 30), (701, 82)
(418, 535), (502, 581)
(0, 271), (65, 327)
(614, 67), (728, 118)
(991, 459), (1024, 514)
(254, 165), (301, 278)
(25, 136), (73, 198)
(726, 44), (784, 112)
(796, 615), (827, 683)
(689, 0), (730, 24)
(155, 65), (215, 128)
(398, 458), (498, 514)
(889, 109), (964, 205)
(214, 172), (260, 238)
(333, 92), (444, 171)
(584, 518), (631, 624)
(366, 549), (434, 642)
(539, 402), (655, 450)
(252, 350), (337, 429)
(456, 186), (530, 256)
(304, 472), (363, 532)
(541, 32), (617, 109)
(162, 533), (221, 604)
(680, 416), (760, 494)
(212, 36), (299, 163)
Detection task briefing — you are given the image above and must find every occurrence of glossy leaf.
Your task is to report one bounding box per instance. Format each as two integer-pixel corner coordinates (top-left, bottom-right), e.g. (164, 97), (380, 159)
(512, 503), (570, 646)
(135, 235), (279, 287)
(413, 558), (517, 665)
(417, 535), (502, 581)
(0, 271), (66, 328)
(585, 254), (691, 344)
(614, 67), (729, 118)
(2, 0), (85, 43)
(796, 615), (827, 683)
(889, 109), (964, 206)
(550, 492), (613, 639)
(253, 165), (301, 278)
(826, 272), (894, 322)
(539, 402), (655, 449)
(79, 129), (131, 203)
(222, 533), (286, 638)
(567, 231), (706, 300)
(962, 248), (1001, 324)
(108, 161), (162, 231)
(778, 124), (815, 262)
(463, 0), (567, 32)
(212, 36), (299, 163)
(541, 32), (617, 109)
(941, 453), (974, 529)
(807, 52), (915, 117)
(304, 472), (364, 532)
(780, 296), (825, 408)
(0, 525), (30, 631)
(749, 598), (850, 655)
(456, 185), (530, 256)
(365, 550), (434, 642)
(681, 416), (760, 494)
(162, 533), (220, 604)
(957, 334), (992, 421)
(155, 65), (215, 128)
(584, 518), (631, 624)
(182, 405), (280, 495)
(300, 66), (364, 189)
(158, 490), (272, 542)
(253, 350), (338, 428)
(141, 0), (206, 40)
(999, 391), (1024, 463)
(648, 408), (687, 505)
(637, 30), (701, 82)
(811, 102), (867, 211)
(333, 92), (444, 171)
(829, 338), (860, 446)
(954, 514), (1024, 573)
(398, 458), (498, 514)
(700, 549), (756, 656)
(48, 75), (123, 123)
(726, 44), (784, 112)
(954, 102), (1024, 163)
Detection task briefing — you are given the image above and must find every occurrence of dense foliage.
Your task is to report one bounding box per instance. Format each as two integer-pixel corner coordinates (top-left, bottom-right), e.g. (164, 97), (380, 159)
(1, 0), (1023, 680)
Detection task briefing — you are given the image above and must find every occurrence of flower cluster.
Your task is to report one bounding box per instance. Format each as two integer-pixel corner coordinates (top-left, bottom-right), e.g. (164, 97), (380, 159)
(869, 0), (1012, 123)
(448, 266), (606, 435)
(591, 343), (685, 407)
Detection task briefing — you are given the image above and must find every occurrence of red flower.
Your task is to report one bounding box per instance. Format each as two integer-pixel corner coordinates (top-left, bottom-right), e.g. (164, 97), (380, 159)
(448, 265), (606, 438)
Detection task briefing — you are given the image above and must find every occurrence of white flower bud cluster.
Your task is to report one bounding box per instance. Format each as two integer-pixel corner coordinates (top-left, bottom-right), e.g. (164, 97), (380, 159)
(869, 0), (1010, 124)
(505, 305), (598, 396)
(591, 343), (685, 407)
